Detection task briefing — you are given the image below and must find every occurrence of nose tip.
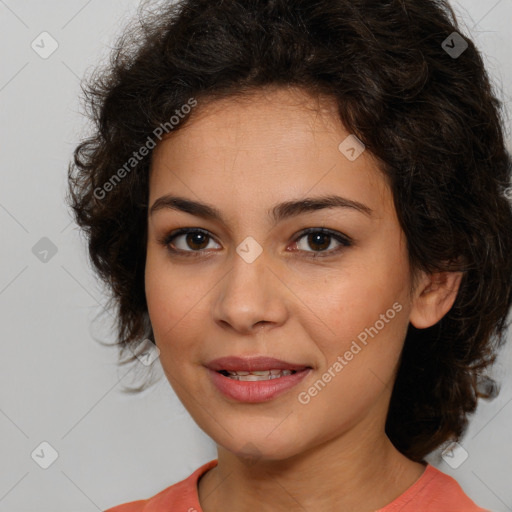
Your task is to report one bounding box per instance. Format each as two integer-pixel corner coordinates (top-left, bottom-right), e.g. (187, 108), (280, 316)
(212, 261), (289, 334)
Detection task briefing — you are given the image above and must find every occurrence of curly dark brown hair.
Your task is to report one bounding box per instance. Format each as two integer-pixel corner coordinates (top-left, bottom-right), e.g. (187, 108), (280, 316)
(66, 0), (512, 461)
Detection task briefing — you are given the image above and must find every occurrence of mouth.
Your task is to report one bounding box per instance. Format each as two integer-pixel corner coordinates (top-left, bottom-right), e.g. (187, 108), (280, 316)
(206, 356), (313, 402)
(205, 355), (313, 402)
(216, 368), (306, 381)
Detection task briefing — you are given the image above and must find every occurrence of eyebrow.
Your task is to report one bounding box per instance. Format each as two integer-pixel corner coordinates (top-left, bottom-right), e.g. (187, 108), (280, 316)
(149, 194), (373, 224)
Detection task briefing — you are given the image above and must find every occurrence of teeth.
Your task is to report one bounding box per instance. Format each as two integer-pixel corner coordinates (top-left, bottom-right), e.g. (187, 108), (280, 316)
(224, 369), (296, 381)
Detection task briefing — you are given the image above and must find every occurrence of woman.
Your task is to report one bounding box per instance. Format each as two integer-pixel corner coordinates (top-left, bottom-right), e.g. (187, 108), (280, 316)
(67, 0), (512, 510)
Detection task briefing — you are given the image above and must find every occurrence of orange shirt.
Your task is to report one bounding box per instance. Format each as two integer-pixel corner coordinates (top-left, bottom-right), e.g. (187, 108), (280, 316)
(104, 459), (491, 512)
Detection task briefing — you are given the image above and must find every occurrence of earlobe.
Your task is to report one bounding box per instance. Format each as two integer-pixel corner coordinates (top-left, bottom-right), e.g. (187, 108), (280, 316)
(409, 271), (464, 329)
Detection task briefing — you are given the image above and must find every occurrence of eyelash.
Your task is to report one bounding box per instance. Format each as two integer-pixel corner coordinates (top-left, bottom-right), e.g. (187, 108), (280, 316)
(158, 227), (352, 259)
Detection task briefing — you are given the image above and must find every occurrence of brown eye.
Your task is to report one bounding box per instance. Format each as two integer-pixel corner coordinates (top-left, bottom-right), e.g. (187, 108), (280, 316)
(292, 228), (352, 258)
(159, 227), (352, 259)
(182, 231), (210, 251)
(302, 232), (332, 252)
(160, 228), (220, 255)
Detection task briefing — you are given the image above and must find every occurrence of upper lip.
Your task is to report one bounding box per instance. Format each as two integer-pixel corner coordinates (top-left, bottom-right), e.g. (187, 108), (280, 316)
(206, 356), (311, 372)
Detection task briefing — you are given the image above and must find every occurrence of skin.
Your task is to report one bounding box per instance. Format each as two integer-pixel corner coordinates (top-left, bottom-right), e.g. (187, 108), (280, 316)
(145, 86), (463, 512)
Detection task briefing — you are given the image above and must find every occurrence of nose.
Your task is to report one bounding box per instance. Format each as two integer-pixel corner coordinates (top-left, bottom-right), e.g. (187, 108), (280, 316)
(212, 251), (289, 334)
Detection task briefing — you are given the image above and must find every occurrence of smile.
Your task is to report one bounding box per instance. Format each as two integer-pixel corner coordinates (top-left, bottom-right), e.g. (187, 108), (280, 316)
(208, 367), (312, 402)
(218, 369), (297, 380)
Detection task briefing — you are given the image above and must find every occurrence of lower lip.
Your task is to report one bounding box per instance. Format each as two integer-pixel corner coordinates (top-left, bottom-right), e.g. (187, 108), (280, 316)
(208, 368), (312, 403)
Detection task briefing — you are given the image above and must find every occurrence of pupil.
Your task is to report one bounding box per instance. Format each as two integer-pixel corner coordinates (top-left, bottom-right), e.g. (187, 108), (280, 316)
(309, 233), (330, 251)
(188, 232), (208, 250)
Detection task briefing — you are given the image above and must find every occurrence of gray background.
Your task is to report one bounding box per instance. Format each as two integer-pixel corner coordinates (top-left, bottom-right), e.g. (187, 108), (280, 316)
(0, 0), (511, 510)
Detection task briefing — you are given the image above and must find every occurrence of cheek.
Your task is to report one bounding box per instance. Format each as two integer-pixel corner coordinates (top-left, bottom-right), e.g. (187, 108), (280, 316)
(305, 280), (407, 393)
(293, 284), (407, 442)
(300, 248), (409, 348)
(296, 242), (410, 398)
(145, 243), (209, 320)
(144, 252), (207, 362)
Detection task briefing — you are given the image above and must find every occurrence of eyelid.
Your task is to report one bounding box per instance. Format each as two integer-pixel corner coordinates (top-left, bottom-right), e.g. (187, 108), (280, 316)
(159, 227), (352, 258)
(157, 227), (220, 255)
(290, 227), (352, 258)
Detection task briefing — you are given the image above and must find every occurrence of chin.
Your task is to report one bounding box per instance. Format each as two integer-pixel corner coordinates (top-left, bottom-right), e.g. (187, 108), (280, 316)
(219, 435), (307, 464)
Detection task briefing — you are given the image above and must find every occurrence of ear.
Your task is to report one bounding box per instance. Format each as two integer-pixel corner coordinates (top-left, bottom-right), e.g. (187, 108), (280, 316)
(409, 271), (464, 329)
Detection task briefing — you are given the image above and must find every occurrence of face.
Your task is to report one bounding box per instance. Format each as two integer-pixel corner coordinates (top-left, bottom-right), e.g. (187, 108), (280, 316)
(145, 87), (419, 462)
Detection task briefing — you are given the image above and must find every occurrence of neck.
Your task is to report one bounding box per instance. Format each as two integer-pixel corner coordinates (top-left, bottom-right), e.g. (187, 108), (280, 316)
(198, 420), (426, 512)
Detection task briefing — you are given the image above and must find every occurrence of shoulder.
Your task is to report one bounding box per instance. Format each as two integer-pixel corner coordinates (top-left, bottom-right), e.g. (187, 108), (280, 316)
(103, 459), (218, 512)
(379, 464), (491, 512)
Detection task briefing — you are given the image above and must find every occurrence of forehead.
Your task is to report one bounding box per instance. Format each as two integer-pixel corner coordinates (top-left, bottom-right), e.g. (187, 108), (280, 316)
(155, 87), (344, 154)
(148, 87), (392, 219)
